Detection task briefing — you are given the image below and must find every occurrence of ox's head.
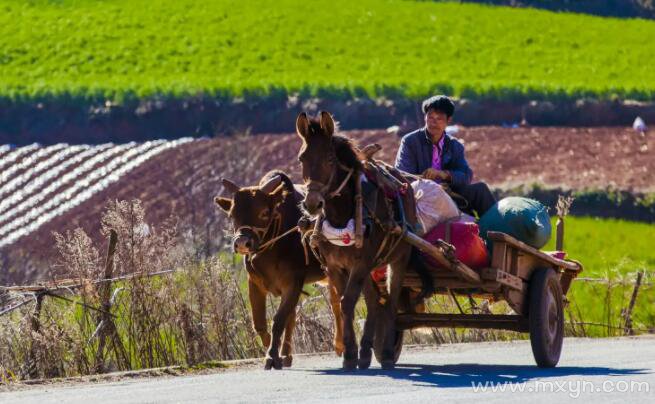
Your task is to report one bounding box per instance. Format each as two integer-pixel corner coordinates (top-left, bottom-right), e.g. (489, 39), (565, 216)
(214, 175), (285, 255)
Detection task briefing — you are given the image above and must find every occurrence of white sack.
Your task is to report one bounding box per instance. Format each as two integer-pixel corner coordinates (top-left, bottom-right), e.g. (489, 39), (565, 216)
(411, 179), (460, 235)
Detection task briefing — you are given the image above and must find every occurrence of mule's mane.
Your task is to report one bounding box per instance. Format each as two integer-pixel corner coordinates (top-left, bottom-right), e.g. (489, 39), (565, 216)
(305, 118), (362, 171)
(332, 135), (363, 171)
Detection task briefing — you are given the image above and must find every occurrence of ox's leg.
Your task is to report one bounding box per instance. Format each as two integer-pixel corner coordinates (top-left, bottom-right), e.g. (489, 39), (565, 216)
(340, 269), (367, 370)
(266, 280), (302, 370)
(327, 274), (345, 357)
(248, 278), (271, 352)
(281, 307), (296, 367)
(358, 277), (379, 369)
(376, 249), (409, 370)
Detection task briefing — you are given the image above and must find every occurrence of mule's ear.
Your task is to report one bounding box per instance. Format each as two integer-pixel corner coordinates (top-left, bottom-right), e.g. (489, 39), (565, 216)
(222, 178), (240, 194)
(260, 175), (282, 194)
(214, 196), (233, 212)
(296, 112), (310, 138)
(319, 111), (335, 136)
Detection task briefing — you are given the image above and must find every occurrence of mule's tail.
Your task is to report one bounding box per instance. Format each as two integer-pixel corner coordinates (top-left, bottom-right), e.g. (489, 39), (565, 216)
(409, 246), (434, 302)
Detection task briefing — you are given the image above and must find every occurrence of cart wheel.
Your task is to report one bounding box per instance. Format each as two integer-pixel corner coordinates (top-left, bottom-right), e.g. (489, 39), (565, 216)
(528, 267), (564, 368)
(374, 329), (404, 366)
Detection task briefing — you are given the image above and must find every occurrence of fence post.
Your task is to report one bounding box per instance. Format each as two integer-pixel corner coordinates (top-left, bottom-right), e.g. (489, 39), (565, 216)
(555, 195), (574, 251)
(27, 293), (44, 379)
(623, 271), (644, 336)
(94, 229), (129, 372)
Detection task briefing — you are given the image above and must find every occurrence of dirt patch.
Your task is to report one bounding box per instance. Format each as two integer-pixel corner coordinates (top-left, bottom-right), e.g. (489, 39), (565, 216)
(2, 126), (653, 283)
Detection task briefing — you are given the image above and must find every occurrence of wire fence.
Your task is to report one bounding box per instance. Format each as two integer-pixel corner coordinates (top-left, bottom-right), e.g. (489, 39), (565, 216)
(0, 245), (652, 382)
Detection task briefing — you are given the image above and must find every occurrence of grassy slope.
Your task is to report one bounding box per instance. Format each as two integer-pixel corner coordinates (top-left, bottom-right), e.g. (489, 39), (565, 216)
(0, 0), (654, 100)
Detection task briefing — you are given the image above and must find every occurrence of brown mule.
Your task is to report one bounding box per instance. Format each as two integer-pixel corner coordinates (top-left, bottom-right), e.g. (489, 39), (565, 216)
(296, 112), (431, 370)
(215, 170), (344, 369)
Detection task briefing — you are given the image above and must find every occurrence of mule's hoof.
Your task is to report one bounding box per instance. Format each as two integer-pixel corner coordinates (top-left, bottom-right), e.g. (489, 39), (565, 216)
(380, 360), (395, 370)
(358, 348), (372, 369)
(264, 357), (283, 370)
(282, 355), (293, 367)
(342, 358), (358, 370)
(357, 356), (371, 370)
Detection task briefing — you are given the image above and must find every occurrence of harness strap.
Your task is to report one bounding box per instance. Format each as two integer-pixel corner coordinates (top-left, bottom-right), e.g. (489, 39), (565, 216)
(362, 196), (408, 269)
(327, 164), (354, 199)
(238, 202), (296, 260)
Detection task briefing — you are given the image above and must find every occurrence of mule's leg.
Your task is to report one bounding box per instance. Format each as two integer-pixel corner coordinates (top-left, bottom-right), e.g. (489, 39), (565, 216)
(340, 270), (367, 370)
(266, 280), (302, 370)
(281, 308), (297, 367)
(358, 277), (379, 369)
(376, 251), (409, 370)
(327, 277), (345, 356)
(248, 278), (271, 351)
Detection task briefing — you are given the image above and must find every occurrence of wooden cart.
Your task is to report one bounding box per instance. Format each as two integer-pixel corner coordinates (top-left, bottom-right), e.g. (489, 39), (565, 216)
(374, 230), (583, 368)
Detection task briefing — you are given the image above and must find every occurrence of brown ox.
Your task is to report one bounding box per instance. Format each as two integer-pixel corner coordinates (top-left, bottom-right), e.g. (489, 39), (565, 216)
(215, 170), (344, 369)
(296, 112), (431, 370)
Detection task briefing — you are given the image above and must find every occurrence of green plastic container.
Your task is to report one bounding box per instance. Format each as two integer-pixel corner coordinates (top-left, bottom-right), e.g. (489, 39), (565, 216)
(479, 197), (551, 252)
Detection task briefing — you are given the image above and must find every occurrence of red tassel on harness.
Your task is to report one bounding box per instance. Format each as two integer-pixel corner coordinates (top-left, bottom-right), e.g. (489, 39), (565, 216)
(370, 266), (387, 282)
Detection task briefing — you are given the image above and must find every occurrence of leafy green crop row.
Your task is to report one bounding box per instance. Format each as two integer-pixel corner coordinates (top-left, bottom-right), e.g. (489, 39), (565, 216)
(1, 0), (654, 102)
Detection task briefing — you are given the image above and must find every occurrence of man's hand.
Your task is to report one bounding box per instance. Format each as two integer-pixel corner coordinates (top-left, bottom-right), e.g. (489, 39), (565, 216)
(422, 168), (451, 182)
(422, 168), (439, 180)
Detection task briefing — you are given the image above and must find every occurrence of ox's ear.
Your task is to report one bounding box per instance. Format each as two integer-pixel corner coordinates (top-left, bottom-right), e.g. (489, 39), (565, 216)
(260, 175), (282, 194)
(296, 112), (310, 139)
(222, 178), (240, 194)
(319, 111), (335, 136)
(214, 196), (233, 212)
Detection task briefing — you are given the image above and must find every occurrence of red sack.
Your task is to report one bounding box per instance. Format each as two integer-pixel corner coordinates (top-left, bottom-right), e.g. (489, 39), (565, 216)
(422, 221), (489, 270)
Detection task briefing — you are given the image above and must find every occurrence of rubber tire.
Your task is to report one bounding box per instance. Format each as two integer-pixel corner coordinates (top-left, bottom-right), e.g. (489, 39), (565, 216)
(374, 329), (404, 366)
(528, 267), (564, 368)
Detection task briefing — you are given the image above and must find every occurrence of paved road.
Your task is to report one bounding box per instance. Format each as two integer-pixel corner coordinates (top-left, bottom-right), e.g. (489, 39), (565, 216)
(3, 336), (653, 403)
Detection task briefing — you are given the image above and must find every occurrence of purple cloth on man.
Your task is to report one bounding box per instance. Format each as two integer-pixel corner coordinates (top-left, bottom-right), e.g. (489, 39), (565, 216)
(431, 134), (445, 182)
(431, 134), (445, 170)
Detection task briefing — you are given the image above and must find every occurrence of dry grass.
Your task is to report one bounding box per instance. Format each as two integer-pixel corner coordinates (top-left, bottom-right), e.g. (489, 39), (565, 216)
(1, 198), (652, 383)
(0, 198), (337, 382)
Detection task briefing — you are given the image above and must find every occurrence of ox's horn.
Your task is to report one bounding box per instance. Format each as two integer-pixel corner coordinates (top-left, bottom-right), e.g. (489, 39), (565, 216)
(222, 178), (240, 194)
(260, 175), (283, 194)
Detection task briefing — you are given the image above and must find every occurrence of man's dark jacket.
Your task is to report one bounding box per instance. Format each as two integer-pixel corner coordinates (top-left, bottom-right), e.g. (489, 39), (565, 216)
(394, 128), (473, 187)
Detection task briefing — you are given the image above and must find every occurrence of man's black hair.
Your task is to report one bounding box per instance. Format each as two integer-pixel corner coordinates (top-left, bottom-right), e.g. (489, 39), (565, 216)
(422, 95), (455, 117)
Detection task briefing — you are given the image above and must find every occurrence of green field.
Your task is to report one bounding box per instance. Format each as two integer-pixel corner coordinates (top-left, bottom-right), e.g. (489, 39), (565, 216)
(545, 216), (655, 277)
(1, 0), (654, 101)
(543, 217), (654, 335)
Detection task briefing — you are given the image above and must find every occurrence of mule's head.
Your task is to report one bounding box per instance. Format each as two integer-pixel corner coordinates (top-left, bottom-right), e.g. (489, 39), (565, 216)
(296, 111), (337, 216)
(214, 176), (285, 255)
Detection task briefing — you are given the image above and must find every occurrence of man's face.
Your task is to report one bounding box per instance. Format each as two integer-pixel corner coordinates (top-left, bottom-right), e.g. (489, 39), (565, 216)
(424, 108), (450, 137)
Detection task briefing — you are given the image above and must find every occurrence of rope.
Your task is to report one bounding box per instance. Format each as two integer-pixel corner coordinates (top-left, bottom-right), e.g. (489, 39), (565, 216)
(327, 165), (354, 199)
(256, 225), (300, 251)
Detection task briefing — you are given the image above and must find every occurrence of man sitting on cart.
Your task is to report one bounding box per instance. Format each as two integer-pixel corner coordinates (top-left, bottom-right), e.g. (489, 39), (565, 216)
(394, 95), (496, 217)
